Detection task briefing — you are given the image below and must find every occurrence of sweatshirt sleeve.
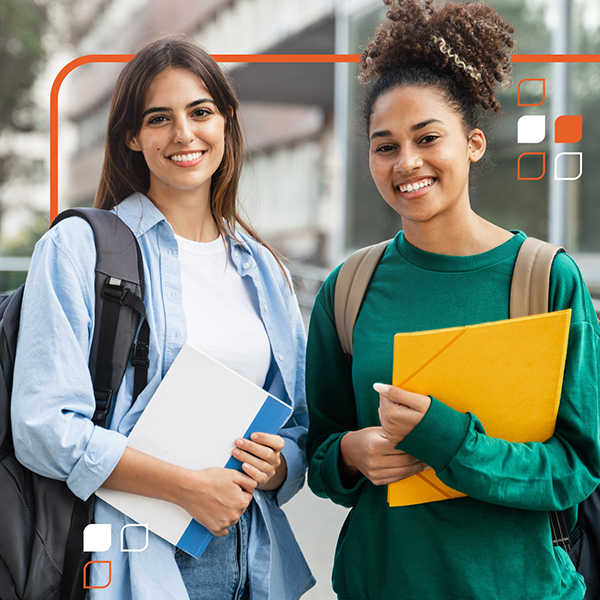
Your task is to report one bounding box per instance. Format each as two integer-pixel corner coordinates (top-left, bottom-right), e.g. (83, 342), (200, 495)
(11, 219), (128, 501)
(398, 253), (600, 511)
(305, 268), (368, 508)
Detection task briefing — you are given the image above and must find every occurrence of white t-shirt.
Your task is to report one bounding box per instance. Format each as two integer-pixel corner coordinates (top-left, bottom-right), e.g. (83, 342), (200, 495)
(175, 234), (271, 388)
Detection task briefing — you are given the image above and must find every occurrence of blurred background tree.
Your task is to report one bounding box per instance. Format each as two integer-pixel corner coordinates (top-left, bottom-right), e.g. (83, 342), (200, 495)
(0, 0), (49, 235)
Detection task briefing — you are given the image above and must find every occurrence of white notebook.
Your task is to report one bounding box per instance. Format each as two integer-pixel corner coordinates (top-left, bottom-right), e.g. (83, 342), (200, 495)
(96, 343), (292, 557)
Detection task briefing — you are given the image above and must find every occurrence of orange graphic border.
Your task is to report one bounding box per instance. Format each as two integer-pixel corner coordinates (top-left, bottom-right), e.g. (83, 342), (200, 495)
(49, 53), (600, 221)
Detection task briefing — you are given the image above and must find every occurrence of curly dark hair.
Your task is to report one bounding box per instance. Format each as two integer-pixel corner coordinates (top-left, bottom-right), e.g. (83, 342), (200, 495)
(358, 0), (515, 146)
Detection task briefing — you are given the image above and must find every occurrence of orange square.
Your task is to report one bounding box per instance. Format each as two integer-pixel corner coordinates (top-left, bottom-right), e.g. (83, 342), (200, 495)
(517, 153), (546, 180)
(555, 115), (582, 143)
(83, 561), (112, 589)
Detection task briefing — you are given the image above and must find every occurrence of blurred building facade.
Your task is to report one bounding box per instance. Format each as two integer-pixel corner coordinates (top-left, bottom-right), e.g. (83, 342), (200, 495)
(2, 0), (599, 314)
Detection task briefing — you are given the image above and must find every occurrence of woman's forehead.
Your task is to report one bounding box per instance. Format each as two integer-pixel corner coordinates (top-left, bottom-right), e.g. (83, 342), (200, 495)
(369, 85), (460, 132)
(144, 68), (212, 106)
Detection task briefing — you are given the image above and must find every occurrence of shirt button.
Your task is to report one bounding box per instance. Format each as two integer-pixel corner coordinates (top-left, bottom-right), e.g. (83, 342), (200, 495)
(243, 262), (250, 269)
(278, 354), (284, 361)
(263, 304), (268, 312)
(233, 250), (239, 258)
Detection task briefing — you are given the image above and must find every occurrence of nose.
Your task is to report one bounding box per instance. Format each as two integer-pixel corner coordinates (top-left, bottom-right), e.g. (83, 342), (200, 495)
(393, 145), (423, 173)
(173, 116), (194, 145)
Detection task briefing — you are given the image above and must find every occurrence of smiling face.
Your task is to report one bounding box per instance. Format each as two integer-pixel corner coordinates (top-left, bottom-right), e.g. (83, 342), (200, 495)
(127, 67), (226, 206)
(368, 85), (485, 234)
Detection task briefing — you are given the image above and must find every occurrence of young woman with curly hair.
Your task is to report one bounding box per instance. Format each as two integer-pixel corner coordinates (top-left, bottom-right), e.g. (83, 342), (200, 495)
(305, 1), (600, 598)
(12, 34), (314, 600)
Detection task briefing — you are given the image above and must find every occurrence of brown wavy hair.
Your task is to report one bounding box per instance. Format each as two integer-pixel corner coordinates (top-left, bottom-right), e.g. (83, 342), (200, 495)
(358, 0), (515, 181)
(95, 33), (289, 284)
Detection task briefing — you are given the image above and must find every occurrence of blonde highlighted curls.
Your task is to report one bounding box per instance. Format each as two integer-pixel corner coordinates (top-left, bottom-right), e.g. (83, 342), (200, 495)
(432, 35), (482, 82)
(358, 0), (515, 113)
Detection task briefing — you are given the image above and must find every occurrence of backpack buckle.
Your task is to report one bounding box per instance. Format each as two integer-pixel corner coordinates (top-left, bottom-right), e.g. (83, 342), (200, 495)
(93, 387), (113, 422)
(130, 342), (149, 369)
(102, 277), (134, 306)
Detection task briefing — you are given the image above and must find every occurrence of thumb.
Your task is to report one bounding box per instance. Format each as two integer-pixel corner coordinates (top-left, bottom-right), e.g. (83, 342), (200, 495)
(374, 383), (429, 411)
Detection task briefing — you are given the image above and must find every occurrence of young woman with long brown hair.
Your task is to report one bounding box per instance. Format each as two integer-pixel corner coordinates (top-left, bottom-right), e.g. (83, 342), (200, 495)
(305, 1), (600, 598)
(12, 34), (314, 600)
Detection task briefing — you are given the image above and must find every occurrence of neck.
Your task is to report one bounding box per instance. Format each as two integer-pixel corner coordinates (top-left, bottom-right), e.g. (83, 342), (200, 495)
(402, 206), (512, 256)
(147, 189), (219, 243)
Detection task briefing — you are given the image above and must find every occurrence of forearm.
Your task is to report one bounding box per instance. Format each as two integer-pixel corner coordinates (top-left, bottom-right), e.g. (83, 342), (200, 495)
(101, 446), (190, 505)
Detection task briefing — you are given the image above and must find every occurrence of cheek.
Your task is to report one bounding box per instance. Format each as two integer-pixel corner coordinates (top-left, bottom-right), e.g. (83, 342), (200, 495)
(140, 132), (167, 156)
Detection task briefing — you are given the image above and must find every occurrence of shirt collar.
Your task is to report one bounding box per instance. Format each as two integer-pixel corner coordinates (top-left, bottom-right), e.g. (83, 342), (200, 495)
(113, 192), (254, 257)
(112, 193), (167, 237)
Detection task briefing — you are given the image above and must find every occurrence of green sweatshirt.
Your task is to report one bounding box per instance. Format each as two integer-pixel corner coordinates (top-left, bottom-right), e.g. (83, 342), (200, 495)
(306, 231), (600, 600)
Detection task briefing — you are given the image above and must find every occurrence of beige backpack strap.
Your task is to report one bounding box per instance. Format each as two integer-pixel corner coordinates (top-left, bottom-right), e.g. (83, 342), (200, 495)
(334, 239), (392, 358)
(510, 237), (564, 319)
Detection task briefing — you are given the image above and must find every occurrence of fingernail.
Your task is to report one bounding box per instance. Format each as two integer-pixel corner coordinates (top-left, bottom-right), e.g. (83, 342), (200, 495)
(251, 433), (258, 440)
(237, 439), (244, 446)
(373, 383), (391, 395)
(233, 449), (240, 457)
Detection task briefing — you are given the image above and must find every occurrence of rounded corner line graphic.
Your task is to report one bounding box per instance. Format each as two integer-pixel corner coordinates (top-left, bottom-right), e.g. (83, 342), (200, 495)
(517, 78), (546, 107)
(83, 560), (112, 589)
(517, 152), (546, 181)
(554, 152), (583, 181)
(120, 523), (150, 552)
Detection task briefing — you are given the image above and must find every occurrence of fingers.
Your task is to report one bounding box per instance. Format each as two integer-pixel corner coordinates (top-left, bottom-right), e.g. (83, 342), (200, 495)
(232, 434), (284, 485)
(247, 432), (285, 452)
(364, 461), (429, 486)
(230, 469), (259, 495)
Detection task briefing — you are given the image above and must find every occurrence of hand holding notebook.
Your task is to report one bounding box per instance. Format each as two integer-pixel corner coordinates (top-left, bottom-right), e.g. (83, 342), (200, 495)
(375, 384), (431, 445)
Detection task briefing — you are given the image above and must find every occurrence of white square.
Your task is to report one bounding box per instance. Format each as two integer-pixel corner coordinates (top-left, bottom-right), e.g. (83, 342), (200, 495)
(517, 115), (546, 144)
(83, 523), (112, 552)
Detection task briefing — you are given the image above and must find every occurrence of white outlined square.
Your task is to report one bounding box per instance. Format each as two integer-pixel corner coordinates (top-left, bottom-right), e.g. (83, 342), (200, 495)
(83, 524), (112, 553)
(517, 115), (546, 144)
(120, 524), (149, 552)
(555, 152), (583, 180)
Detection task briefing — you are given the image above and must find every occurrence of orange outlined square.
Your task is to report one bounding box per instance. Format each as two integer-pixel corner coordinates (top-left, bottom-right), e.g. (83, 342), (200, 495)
(83, 560), (112, 589)
(517, 78), (546, 106)
(517, 152), (546, 180)
(555, 115), (582, 143)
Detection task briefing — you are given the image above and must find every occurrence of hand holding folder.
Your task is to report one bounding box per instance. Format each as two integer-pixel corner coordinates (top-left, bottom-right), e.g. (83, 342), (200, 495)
(386, 310), (571, 507)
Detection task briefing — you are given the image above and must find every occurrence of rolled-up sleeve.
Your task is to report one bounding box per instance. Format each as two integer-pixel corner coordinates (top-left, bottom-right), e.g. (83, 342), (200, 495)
(11, 220), (128, 501)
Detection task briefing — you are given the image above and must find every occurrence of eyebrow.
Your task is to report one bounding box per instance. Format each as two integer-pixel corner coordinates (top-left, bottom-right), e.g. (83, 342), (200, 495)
(141, 98), (215, 119)
(369, 119), (444, 141)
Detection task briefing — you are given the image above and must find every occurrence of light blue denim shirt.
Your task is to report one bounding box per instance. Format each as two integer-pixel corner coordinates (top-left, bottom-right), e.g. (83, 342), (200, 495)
(12, 194), (315, 600)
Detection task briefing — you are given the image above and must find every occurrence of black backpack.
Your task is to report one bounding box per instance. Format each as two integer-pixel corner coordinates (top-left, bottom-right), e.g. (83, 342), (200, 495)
(0, 208), (150, 600)
(334, 237), (600, 600)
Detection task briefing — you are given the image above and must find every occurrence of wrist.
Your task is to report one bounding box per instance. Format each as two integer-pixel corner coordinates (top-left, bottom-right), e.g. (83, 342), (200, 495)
(339, 432), (361, 486)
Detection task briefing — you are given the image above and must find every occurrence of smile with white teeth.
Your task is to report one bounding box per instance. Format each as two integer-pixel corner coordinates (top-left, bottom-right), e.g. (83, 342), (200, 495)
(397, 178), (435, 193)
(169, 151), (204, 162)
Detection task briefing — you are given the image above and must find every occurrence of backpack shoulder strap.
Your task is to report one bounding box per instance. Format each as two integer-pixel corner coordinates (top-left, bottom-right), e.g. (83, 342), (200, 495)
(509, 236), (564, 318)
(509, 235), (568, 552)
(51, 208), (149, 427)
(334, 239), (392, 359)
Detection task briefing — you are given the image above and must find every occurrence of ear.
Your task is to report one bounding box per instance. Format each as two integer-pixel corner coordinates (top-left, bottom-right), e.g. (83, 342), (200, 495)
(467, 129), (486, 163)
(126, 132), (142, 152)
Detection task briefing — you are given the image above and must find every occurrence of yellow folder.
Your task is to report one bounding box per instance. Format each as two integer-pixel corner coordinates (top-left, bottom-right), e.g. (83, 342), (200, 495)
(387, 310), (571, 507)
